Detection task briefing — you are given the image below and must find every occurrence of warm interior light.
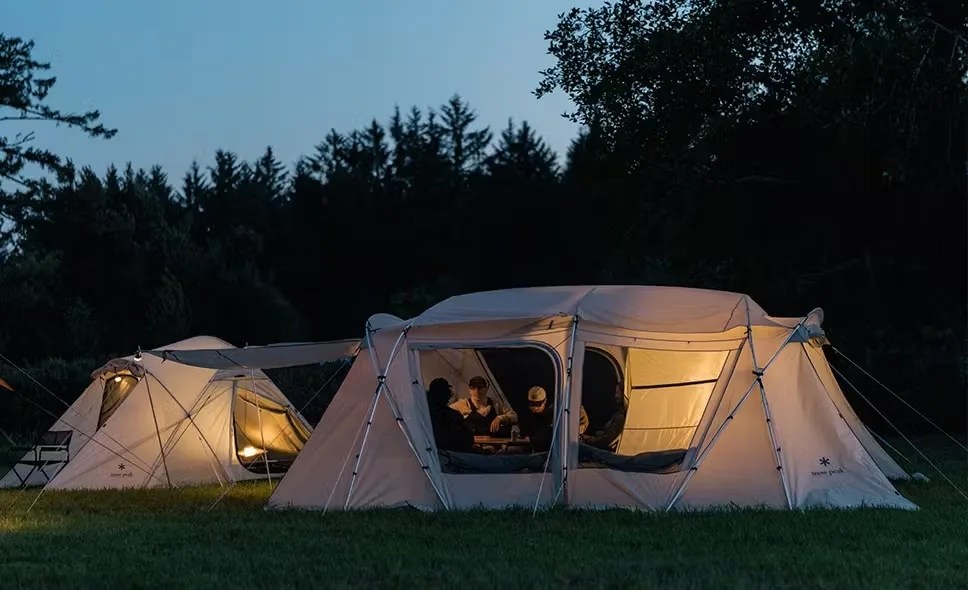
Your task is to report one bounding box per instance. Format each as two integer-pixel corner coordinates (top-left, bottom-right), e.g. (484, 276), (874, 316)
(113, 376), (122, 383)
(240, 446), (264, 458)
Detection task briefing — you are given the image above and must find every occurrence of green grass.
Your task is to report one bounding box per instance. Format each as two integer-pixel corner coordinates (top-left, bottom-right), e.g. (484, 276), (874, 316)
(0, 436), (964, 589)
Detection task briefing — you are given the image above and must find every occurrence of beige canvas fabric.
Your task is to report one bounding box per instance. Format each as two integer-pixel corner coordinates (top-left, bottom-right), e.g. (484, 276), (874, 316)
(0, 335), (323, 491)
(266, 286), (916, 512)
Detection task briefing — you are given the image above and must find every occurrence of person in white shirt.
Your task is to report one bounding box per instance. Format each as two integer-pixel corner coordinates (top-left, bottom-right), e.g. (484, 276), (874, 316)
(449, 376), (517, 435)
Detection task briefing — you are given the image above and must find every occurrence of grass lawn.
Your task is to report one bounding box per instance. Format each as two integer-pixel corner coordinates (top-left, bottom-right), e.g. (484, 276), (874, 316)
(0, 436), (964, 589)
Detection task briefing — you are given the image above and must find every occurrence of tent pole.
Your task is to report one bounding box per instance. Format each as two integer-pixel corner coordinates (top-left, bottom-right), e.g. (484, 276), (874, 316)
(744, 298), (793, 509)
(144, 376), (172, 489)
(359, 324), (451, 510)
(343, 325), (410, 509)
(533, 315), (579, 515)
(252, 369), (272, 488)
(327, 326), (382, 511)
(664, 315), (810, 511)
(341, 381), (384, 510)
(145, 370), (230, 486)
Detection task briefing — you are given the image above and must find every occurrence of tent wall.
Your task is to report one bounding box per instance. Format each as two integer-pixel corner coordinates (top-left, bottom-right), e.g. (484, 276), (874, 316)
(765, 345), (915, 509)
(802, 344), (909, 480)
(267, 330), (440, 510)
(45, 369), (217, 490)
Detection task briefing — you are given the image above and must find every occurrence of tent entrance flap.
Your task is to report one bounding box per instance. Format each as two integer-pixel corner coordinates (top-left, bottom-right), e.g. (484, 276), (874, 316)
(233, 386), (311, 474)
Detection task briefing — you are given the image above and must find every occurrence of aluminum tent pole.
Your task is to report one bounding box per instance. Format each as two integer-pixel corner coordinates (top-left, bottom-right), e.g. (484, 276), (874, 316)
(343, 325), (410, 509)
(744, 297), (793, 509)
(533, 315), (579, 515)
(664, 315), (811, 511)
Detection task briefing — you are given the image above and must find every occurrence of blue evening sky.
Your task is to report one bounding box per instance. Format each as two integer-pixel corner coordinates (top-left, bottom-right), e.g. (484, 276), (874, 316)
(4, 1), (598, 184)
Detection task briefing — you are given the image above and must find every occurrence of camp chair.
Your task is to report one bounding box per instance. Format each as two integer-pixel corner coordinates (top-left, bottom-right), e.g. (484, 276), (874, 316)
(8, 430), (73, 487)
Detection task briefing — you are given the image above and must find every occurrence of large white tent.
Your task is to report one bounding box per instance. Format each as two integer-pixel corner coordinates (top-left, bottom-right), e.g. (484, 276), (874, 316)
(0, 335), (355, 491)
(266, 285), (916, 512)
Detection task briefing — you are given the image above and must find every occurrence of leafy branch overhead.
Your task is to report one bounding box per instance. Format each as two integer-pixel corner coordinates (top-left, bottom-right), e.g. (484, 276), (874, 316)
(0, 34), (116, 197)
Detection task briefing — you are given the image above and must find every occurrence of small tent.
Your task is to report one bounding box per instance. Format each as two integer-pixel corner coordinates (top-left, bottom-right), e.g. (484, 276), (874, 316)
(266, 285), (916, 512)
(0, 335), (349, 491)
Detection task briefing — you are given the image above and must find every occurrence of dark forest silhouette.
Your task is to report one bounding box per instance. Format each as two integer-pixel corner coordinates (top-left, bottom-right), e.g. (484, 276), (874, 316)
(1, 1), (965, 439)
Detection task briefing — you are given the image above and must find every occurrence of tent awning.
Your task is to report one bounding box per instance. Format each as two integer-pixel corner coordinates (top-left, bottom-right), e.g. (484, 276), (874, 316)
(145, 338), (360, 370)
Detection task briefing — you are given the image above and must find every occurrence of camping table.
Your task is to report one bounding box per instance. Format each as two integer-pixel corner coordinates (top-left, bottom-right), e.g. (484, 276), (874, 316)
(473, 435), (532, 454)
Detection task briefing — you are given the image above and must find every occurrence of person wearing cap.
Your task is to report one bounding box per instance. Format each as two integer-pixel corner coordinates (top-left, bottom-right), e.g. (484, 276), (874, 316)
(518, 385), (589, 452)
(426, 377), (474, 452)
(449, 375), (517, 435)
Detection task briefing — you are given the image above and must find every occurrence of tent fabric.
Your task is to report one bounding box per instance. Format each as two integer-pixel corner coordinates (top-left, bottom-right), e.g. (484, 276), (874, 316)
(412, 285), (789, 333)
(144, 338), (360, 370)
(266, 286), (916, 513)
(0, 335), (313, 490)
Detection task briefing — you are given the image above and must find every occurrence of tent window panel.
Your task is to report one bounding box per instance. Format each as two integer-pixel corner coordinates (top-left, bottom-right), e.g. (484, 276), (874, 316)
(578, 346), (728, 474)
(627, 349), (729, 387)
(98, 374), (139, 429)
(622, 383), (715, 431)
(417, 345), (557, 475)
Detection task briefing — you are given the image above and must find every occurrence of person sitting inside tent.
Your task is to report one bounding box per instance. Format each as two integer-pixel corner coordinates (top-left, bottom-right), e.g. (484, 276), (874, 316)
(427, 378), (474, 453)
(580, 381), (627, 452)
(449, 376), (517, 435)
(518, 386), (589, 452)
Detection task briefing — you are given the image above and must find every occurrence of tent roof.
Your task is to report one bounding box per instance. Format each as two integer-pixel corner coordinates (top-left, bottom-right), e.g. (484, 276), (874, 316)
(412, 285), (792, 333)
(148, 335), (235, 352)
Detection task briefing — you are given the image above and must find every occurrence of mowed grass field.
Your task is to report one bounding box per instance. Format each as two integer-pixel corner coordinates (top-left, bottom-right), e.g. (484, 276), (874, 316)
(0, 436), (964, 589)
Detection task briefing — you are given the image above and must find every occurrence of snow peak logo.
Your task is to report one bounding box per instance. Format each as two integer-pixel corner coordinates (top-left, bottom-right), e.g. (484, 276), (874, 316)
(811, 456), (844, 477)
(110, 462), (133, 478)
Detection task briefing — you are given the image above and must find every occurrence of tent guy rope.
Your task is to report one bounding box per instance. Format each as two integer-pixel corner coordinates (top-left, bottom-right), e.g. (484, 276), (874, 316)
(828, 363), (968, 503)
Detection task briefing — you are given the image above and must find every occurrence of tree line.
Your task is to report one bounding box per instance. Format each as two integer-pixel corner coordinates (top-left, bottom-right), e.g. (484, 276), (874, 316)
(1, 0), (965, 438)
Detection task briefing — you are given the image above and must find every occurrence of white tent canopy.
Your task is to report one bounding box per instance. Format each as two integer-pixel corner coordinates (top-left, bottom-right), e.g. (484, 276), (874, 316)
(1, 335), (315, 491)
(267, 285), (915, 512)
(144, 338), (360, 370)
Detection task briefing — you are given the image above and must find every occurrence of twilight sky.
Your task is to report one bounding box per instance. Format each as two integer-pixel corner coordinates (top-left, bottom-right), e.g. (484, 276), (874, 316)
(4, 1), (599, 183)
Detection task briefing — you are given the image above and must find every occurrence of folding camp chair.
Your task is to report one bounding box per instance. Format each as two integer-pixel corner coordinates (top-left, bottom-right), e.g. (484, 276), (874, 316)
(8, 430), (73, 487)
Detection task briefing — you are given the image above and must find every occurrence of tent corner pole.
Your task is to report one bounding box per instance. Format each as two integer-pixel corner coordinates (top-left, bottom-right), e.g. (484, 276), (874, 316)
(664, 314), (810, 512)
(144, 376), (172, 489)
(744, 298), (793, 510)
